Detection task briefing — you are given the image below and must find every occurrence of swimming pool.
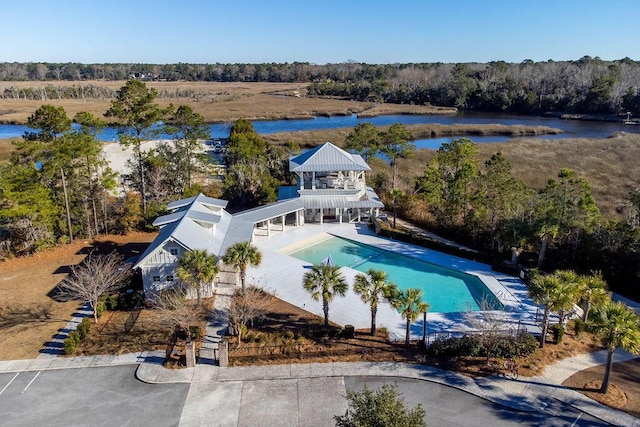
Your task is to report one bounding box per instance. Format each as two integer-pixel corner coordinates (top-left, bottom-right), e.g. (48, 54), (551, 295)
(289, 236), (502, 313)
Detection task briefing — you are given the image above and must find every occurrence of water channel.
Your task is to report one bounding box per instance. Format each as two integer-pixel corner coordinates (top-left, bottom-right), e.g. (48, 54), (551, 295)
(1, 111), (638, 149)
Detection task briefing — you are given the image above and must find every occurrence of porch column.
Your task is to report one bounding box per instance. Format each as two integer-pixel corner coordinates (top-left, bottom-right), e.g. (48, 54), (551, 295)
(281, 215), (286, 232)
(267, 219), (271, 236)
(320, 207), (323, 224)
(357, 208), (361, 222)
(312, 172), (316, 190)
(339, 208), (343, 223)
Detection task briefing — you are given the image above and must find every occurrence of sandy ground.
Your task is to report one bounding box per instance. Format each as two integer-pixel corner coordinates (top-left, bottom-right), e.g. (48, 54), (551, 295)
(0, 232), (157, 360)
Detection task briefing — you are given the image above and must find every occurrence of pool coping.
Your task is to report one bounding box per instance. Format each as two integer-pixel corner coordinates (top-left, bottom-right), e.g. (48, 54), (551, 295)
(249, 223), (542, 341)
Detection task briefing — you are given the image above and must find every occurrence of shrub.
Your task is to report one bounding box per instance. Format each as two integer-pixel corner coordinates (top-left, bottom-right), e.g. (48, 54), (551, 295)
(67, 330), (80, 345)
(246, 333), (256, 343)
(343, 325), (355, 338)
(513, 333), (538, 356)
(95, 301), (106, 318)
(282, 330), (295, 340)
(63, 338), (76, 355)
(427, 335), (482, 359)
(77, 318), (91, 340)
(105, 294), (119, 311)
(573, 319), (586, 337)
(552, 324), (564, 343)
(334, 384), (426, 426)
(189, 326), (203, 340)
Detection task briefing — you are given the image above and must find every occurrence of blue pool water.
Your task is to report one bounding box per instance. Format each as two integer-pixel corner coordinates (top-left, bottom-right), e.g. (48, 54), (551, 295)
(290, 236), (502, 313)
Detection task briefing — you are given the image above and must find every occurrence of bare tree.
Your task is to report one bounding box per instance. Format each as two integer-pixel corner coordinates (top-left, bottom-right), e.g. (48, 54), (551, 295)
(228, 286), (270, 345)
(466, 295), (509, 363)
(153, 290), (208, 337)
(57, 251), (131, 322)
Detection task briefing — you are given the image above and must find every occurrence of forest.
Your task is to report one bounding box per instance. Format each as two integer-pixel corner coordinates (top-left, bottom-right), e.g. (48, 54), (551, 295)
(1, 57), (640, 116)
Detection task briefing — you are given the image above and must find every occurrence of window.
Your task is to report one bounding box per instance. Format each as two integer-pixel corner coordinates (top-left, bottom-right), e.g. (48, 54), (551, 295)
(152, 276), (161, 282)
(169, 248), (178, 256)
(166, 275), (174, 282)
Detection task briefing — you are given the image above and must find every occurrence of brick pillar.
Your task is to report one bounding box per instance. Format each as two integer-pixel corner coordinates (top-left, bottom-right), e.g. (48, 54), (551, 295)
(185, 340), (196, 368)
(218, 339), (229, 367)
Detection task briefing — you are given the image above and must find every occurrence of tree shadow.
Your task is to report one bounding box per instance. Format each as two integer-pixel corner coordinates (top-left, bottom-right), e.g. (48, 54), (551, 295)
(47, 239), (150, 303)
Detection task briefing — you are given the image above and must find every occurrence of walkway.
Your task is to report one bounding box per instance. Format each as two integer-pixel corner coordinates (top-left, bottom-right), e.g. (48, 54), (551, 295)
(199, 284), (234, 364)
(37, 303), (93, 358)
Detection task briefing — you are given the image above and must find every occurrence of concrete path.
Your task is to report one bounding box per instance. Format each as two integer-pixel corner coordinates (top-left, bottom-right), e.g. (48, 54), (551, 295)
(199, 285), (234, 364)
(37, 303), (92, 358)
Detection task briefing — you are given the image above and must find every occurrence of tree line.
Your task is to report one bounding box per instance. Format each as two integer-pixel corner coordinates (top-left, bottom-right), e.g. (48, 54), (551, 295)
(0, 81), (221, 256)
(2, 57), (640, 115)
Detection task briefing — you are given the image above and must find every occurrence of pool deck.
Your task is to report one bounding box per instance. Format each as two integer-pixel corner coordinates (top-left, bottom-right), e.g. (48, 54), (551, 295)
(247, 222), (542, 341)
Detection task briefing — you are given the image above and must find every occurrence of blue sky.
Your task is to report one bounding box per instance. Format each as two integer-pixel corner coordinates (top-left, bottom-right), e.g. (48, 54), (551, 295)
(2, 1), (638, 64)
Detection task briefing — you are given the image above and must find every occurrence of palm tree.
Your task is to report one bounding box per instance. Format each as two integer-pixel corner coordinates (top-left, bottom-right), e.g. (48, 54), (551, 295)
(536, 223), (559, 269)
(590, 300), (640, 393)
(176, 249), (219, 305)
(353, 269), (399, 336)
(528, 272), (561, 348)
(578, 272), (609, 322)
(552, 270), (581, 327)
(222, 241), (262, 291)
(396, 288), (429, 348)
(302, 264), (348, 327)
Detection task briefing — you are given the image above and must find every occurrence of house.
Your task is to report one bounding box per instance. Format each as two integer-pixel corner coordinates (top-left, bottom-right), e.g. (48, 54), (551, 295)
(281, 141), (384, 223)
(132, 194), (253, 299)
(133, 142), (385, 299)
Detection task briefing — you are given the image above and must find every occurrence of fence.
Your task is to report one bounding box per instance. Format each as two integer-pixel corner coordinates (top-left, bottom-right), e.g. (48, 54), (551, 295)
(123, 302), (142, 333)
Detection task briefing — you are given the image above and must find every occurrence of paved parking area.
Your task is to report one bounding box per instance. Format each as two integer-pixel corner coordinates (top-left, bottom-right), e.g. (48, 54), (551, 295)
(0, 363), (626, 426)
(0, 366), (189, 427)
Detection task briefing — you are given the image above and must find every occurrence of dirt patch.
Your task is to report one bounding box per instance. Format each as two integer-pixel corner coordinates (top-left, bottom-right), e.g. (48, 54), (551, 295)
(0, 232), (156, 360)
(563, 358), (640, 418)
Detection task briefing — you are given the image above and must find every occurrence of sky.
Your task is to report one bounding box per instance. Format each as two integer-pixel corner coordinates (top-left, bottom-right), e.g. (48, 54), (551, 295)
(2, 0), (639, 64)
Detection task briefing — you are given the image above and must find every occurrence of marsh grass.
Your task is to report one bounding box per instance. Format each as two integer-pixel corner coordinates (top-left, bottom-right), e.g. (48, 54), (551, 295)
(368, 133), (640, 220)
(0, 80), (451, 124)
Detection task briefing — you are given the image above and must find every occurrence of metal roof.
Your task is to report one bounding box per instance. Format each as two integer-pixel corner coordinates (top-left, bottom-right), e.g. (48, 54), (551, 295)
(134, 194), (240, 269)
(135, 184), (385, 270)
(167, 194), (228, 211)
(152, 210), (186, 227)
(234, 199), (304, 224)
(289, 142), (371, 172)
(300, 197), (384, 209)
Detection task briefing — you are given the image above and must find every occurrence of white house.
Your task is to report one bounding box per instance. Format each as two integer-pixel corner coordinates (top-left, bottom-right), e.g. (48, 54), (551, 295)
(133, 142), (385, 299)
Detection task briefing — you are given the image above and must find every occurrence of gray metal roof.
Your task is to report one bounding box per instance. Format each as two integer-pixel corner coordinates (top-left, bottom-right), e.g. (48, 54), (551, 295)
(152, 210), (186, 227)
(300, 197), (384, 209)
(134, 194), (238, 269)
(167, 194), (228, 211)
(134, 184), (385, 270)
(289, 142), (371, 172)
(234, 199), (304, 224)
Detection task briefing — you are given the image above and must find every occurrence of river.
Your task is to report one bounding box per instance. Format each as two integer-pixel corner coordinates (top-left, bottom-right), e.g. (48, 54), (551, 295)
(1, 112), (638, 148)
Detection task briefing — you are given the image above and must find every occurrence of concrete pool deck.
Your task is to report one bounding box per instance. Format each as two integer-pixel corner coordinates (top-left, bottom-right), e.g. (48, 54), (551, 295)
(245, 222), (542, 341)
